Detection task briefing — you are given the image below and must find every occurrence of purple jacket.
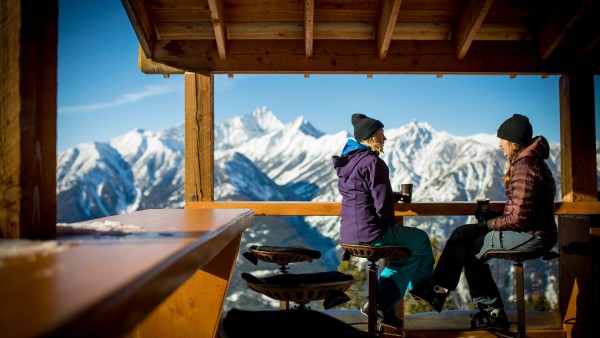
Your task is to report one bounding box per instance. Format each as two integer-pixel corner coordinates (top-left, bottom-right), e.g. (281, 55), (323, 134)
(332, 140), (396, 244)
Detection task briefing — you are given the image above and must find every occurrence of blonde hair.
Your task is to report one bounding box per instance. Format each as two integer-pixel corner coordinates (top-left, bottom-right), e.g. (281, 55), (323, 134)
(502, 141), (526, 186)
(360, 133), (384, 154)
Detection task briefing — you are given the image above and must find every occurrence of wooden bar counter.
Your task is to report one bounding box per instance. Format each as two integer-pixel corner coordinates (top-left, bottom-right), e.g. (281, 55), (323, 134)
(0, 208), (253, 338)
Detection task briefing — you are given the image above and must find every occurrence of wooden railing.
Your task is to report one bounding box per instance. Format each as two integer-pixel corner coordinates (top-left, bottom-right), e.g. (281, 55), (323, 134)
(187, 201), (600, 216)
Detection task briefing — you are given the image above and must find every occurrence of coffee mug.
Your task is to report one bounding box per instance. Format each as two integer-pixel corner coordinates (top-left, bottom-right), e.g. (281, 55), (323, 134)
(476, 198), (490, 220)
(400, 183), (413, 203)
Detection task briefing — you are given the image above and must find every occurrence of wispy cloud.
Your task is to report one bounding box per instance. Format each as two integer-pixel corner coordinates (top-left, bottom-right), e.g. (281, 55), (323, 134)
(59, 84), (181, 114)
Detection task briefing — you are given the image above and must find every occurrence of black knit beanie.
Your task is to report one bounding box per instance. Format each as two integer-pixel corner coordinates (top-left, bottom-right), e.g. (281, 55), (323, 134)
(497, 114), (533, 146)
(352, 114), (384, 142)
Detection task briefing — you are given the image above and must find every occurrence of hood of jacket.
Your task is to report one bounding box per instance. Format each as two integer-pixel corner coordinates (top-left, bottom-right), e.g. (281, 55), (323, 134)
(516, 135), (550, 161)
(333, 139), (373, 181)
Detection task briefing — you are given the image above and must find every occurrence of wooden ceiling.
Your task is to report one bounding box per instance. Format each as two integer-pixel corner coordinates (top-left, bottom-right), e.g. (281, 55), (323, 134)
(122, 0), (600, 75)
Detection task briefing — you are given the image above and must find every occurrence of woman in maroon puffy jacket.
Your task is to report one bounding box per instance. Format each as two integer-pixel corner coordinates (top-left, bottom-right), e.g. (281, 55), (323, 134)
(410, 114), (557, 331)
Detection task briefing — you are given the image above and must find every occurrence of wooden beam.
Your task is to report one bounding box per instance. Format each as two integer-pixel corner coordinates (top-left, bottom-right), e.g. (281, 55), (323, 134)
(558, 215), (592, 337)
(207, 0), (227, 59)
(184, 73), (214, 202)
(538, 0), (593, 61)
(122, 0), (155, 58)
(304, 0), (314, 59)
(148, 40), (561, 74)
(377, 0), (402, 59)
(454, 0), (494, 59)
(138, 45), (185, 74)
(1, 0), (57, 239)
(559, 73), (597, 202)
(1, 0), (22, 239)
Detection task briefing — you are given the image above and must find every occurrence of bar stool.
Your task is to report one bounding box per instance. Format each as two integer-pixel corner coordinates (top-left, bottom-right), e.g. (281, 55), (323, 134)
(481, 248), (559, 338)
(243, 245), (322, 309)
(241, 270), (356, 310)
(339, 243), (411, 336)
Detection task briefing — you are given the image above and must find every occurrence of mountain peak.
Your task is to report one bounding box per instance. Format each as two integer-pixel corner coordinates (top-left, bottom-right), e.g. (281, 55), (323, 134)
(289, 116), (324, 138)
(250, 106), (283, 133)
(385, 120), (434, 143)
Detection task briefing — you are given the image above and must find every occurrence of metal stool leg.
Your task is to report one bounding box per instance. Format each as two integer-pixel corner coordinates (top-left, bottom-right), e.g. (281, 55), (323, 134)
(368, 260), (379, 335)
(514, 261), (525, 338)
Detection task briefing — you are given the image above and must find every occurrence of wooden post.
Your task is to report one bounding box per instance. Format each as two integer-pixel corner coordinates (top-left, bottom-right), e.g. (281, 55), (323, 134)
(558, 72), (597, 338)
(184, 73), (214, 203)
(559, 72), (597, 202)
(0, 0), (58, 239)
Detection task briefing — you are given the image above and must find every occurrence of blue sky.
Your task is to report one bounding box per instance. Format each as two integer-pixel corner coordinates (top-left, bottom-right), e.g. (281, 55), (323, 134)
(58, 0), (600, 151)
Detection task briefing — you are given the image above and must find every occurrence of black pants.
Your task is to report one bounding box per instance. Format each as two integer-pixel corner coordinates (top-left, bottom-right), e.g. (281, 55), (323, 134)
(432, 223), (545, 309)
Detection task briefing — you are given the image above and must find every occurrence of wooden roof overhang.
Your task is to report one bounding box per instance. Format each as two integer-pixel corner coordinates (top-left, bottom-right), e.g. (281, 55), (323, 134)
(1, 1), (598, 337)
(122, 0), (600, 75)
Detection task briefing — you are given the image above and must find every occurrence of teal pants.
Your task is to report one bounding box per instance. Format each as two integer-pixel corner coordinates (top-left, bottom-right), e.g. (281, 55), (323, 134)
(371, 225), (435, 315)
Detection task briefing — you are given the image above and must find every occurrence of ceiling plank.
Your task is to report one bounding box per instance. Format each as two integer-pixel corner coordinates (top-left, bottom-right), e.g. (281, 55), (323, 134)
(150, 9), (211, 21)
(454, 0), (494, 59)
(227, 22), (373, 40)
(159, 21), (531, 42)
(475, 23), (531, 41)
(391, 22), (530, 41)
(207, 0), (227, 59)
(314, 22), (374, 40)
(538, 0), (593, 61)
(305, 0), (314, 59)
(392, 22), (451, 40)
(122, 0), (155, 58)
(377, 0), (403, 59)
(155, 22), (214, 40)
(228, 22), (303, 39)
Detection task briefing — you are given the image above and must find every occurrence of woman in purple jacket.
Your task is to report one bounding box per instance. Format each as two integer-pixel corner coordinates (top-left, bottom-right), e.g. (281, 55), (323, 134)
(332, 113), (435, 330)
(410, 114), (557, 330)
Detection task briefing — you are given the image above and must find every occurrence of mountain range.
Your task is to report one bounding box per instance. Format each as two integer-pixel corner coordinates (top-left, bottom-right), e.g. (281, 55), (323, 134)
(57, 106), (599, 311)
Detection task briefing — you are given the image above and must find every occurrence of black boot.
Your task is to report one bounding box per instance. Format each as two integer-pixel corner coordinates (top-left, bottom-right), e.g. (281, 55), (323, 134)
(470, 305), (510, 330)
(409, 283), (448, 313)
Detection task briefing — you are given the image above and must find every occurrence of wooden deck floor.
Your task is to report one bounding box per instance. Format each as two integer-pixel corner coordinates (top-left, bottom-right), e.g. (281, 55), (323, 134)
(325, 309), (566, 337)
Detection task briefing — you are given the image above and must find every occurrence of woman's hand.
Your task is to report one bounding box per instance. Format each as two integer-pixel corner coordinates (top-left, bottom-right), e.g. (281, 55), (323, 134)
(393, 191), (411, 203)
(393, 192), (403, 203)
(474, 206), (501, 222)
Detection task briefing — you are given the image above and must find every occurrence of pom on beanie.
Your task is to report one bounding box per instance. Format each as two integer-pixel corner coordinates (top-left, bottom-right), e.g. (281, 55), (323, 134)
(352, 114), (384, 141)
(497, 114), (533, 146)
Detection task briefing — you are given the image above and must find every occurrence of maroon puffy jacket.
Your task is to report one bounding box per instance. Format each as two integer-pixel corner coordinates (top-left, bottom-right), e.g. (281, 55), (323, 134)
(489, 136), (557, 246)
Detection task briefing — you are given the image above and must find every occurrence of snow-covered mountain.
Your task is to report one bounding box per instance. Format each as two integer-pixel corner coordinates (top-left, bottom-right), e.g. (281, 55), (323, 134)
(56, 106), (599, 311)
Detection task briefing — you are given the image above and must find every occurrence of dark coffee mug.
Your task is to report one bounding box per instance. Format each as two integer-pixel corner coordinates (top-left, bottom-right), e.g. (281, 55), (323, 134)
(400, 183), (413, 203)
(476, 198), (490, 220)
